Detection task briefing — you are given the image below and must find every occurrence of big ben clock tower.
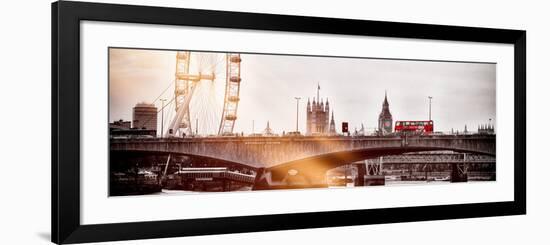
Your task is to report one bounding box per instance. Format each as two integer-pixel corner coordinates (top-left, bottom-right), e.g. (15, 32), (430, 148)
(378, 91), (393, 135)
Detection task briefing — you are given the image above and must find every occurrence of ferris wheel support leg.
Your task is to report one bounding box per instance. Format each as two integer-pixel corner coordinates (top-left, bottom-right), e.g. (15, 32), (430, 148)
(165, 105), (185, 137)
(165, 85), (197, 137)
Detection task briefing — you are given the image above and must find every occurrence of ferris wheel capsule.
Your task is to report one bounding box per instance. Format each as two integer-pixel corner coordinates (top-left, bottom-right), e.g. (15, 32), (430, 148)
(230, 56), (242, 63)
(230, 76), (241, 83)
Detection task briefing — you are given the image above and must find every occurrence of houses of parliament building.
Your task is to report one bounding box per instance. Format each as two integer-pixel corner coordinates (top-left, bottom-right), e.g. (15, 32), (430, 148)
(306, 85), (336, 136)
(305, 85), (393, 136)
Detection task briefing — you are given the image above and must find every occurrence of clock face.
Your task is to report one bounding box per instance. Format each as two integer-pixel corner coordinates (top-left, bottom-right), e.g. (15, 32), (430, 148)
(384, 121), (391, 127)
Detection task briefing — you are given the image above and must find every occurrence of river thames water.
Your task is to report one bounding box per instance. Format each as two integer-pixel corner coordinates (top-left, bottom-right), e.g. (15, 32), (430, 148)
(151, 179), (494, 195)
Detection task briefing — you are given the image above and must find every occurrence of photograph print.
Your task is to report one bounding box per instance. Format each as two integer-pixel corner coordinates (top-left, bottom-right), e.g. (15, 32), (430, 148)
(109, 48), (496, 196)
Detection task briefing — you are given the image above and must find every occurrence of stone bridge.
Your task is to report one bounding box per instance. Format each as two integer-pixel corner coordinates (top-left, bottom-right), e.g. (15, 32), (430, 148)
(110, 135), (495, 183)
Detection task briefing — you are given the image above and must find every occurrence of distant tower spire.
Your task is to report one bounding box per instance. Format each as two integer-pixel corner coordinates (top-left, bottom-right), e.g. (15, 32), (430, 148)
(378, 90), (393, 135)
(329, 111), (336, 135)
(263, 121), (273, 136)
(317, 82), (320, 103)
(383, 90), (389, 107)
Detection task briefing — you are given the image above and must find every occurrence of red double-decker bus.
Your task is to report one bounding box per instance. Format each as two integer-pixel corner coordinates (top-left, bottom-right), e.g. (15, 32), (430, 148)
(394, 120), (434, 134)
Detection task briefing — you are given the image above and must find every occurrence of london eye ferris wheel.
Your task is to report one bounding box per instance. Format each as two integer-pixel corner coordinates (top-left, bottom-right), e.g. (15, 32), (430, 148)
(163, 51), (242, 137)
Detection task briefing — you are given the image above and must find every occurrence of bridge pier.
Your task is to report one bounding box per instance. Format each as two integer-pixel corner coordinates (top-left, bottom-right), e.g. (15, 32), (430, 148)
(450, 162), (468, 182)
(450, 153), (469, 182)
(222, 179), (231, 192)
(355, 163), (366, 186)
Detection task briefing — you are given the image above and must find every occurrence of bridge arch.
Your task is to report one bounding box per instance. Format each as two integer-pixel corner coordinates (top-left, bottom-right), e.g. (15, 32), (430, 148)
(263, 146), (495, 183)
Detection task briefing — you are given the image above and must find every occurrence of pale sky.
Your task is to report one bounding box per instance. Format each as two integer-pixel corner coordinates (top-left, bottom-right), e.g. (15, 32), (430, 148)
(109, 48), (496, 135)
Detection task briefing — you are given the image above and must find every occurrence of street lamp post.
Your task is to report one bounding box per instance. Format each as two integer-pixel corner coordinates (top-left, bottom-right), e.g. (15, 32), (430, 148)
(294, 97), (301, 133)
(160, 98), (167, 137)
(428, 96), (433, 121)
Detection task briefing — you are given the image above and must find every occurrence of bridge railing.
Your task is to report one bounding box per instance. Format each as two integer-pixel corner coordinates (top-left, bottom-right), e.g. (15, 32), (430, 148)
(110, 133), (496, 143)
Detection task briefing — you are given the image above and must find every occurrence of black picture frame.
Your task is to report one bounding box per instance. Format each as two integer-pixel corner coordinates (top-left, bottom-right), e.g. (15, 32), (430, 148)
(52, 1), (526, 244)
